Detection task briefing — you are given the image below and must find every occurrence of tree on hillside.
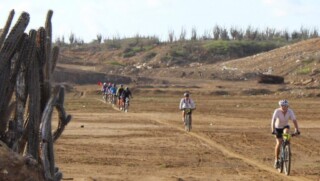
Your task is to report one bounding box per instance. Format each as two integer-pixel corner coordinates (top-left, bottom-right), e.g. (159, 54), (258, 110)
(300, 27), (310, 40)
(213, 25), (220, 40)
(230, 26), (243, 40)
(96, 33), (102, 44)
(168, 29), (175, 43)
(282, 30), (290, 41)
(291, 30), (301, 40)
(310, 28), (319, 38)
(179, 27), (187, 41)
(202, 29), (211, 40)
(69, 32), (75, 44)
(191, 27), (197, 41)
(244, 26), (258, 40)
(220, 27), (229, 40)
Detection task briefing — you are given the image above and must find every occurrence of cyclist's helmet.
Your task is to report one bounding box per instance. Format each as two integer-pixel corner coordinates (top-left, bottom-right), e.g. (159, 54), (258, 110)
(120, 84), (123, 87)
(103, 82), (107, 86)
(184, 92), (189, 97)
(279, 99), (289, 106)
(125, 87), (129, 90)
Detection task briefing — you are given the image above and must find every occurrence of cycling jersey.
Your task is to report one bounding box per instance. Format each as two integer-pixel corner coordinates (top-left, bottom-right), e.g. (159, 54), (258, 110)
(121, 90), (132, 98)
(110, 87), (117, 95)
(271, 108), (296, 129)
(116, 87), (124, 97)
(179, 98), (195, 110)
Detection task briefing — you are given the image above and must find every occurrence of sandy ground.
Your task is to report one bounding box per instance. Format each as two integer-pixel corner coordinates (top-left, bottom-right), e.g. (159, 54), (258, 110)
(54, 84), (320, 181)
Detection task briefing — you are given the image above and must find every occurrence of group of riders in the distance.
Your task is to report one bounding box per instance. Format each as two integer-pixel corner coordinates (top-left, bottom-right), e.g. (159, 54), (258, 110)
(100, 82), (133, 112)
(98, 84), (301, 172)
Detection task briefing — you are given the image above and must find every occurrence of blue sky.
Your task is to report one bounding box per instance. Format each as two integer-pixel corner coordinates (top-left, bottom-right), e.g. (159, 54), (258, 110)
(0, 0), (319, 42)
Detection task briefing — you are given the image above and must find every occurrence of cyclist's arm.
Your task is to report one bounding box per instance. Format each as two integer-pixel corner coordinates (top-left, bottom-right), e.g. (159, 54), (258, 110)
(293, 119), (299, 132)
(116, 89), (119, 96)
(179, 99), (183, 110)
(271, 110), (277, 133)
(191, 99), (196, 109)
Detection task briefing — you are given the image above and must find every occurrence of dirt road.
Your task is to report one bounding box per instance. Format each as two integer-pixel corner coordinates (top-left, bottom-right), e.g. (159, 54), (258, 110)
(55, 87), (320, 181)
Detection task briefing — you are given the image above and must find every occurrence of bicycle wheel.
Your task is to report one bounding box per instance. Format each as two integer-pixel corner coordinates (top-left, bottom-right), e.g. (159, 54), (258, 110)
(124, 102), (129, 112)
(277, 145), (284, 173)
(185, 114), (191, 132)
(283, 144), (291, 175)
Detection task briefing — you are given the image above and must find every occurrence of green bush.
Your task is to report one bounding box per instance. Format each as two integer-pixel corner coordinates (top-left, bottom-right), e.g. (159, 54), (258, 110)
(144, 52), (157, 62)
(123, 46), (145, 58)
(170, 46), (188, 57)
(203, 40), (284, 57)
(297, 66), (312, 75)
(109, 61), (125, 66)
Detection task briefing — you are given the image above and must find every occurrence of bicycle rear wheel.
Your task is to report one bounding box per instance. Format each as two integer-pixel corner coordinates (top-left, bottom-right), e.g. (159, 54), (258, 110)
(283, 144), (291, 175)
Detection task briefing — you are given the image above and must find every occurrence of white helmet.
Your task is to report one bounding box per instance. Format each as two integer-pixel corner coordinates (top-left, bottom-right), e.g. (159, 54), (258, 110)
(278, 99), (289, 106)
(184, 92), (189, 97)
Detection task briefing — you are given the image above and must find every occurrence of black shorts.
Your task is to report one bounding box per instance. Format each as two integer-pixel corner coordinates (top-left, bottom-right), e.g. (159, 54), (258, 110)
(275, 125), (290, 138)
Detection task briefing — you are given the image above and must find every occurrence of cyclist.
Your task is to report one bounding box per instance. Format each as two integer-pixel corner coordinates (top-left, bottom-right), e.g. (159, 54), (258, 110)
(179, 92), (196, 124)
(121, 87), (133, 110)
(101, 82), (107, 93)
(110, 83), (117, 104)
(271, 99), (300, 169)
(122, 87), (133, 101)
(101, 82), (108, 100)
(116, 84), (125, 109)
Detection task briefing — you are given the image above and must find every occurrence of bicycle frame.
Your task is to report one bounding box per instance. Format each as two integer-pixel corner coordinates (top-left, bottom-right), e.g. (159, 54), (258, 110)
(278, 133), (296, 175)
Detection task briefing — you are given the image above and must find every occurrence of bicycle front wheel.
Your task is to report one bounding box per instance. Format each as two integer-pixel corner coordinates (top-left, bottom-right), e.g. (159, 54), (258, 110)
(185, 114), (191, 132)
(277, 145), (284, 173)
(283, 144), (291, 175)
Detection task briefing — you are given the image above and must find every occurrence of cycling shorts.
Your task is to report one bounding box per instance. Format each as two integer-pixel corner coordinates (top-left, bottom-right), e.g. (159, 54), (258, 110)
(275, 125), (290, 138)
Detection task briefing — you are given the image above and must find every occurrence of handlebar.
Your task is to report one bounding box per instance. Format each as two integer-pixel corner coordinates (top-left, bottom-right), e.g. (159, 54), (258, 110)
(272, 131), (300, 136)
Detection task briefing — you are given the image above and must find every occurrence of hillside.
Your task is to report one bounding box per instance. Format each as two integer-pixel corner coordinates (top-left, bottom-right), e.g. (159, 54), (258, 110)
(56, 38), (320, 87)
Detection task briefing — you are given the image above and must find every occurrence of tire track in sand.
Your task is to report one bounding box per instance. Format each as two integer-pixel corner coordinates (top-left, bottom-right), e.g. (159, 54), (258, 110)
(135, 113), (312, 181)
(93, 98), (311, 181)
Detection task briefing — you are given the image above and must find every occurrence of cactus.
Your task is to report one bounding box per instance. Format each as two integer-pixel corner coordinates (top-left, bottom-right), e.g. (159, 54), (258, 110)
(0, 12), (29, 137)
(26, 29), (41, 160)
(51, 46), (59, 73)
(36, 27), (51, 114)
(0, 9), (15, 47)
(45, 10), (53, 81)
(0, 10), (70, 181)
(13, 34), (30, 152)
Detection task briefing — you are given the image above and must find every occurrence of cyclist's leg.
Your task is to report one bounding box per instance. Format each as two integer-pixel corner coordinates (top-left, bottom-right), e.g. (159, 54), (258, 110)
(118, 97), (121, 108)
(283, 125), (290, 134)
(190, 113), (192, 128)
(121, 97), (125, 108)
(274, 128), (284, 167)
(181, 110), (185, 123)
(275, 137), (283, 160)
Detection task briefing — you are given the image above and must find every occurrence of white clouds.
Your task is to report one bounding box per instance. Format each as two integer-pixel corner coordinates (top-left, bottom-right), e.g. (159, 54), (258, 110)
(261, 0), (314, 17)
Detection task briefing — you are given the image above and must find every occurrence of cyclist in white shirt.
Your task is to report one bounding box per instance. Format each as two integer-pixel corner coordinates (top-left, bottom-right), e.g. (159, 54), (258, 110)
(179, 92), (196, 123)
(271, 99), (300, 168)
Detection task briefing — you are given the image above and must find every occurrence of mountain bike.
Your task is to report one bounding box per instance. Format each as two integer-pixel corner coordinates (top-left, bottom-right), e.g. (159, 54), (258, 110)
(183, 108), (194, 132)
(277, 132), (299, 175)
(107, 92), (112, 104)
(110, 94), (117, 105)
(102, 92), (108, 103)
(123, 97), (130, 112)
